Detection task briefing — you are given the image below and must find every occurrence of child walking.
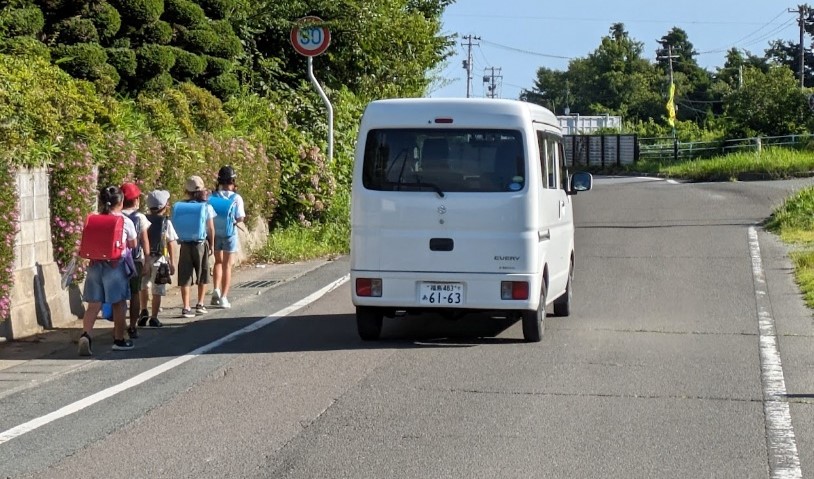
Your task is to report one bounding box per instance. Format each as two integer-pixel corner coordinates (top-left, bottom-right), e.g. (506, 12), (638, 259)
(121, 182), (150, 339)
(77, 186), (137, 356)
(209, 166), (246, 309)
(173, 175), (216, 318)
(138, 189), (178, 327)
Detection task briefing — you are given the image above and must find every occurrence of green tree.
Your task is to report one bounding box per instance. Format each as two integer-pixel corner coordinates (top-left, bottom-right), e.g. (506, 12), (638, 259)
(723, 66), (811, 137)
(520, 67), (568, 114)
(241, 0), (454, 100)
(573, 24), (662, 121)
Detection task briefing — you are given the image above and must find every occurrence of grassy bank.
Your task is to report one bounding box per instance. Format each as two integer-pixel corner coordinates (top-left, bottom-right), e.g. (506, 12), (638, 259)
(254, 190), (350, 264)
(766, 186), (814, 308)
(632, 148), (814, 181)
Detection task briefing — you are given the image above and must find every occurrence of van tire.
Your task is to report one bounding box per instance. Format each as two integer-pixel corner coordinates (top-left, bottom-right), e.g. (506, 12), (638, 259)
(522, 282), (546, 342)
(553, 262), (573, 317)
(356, 307), (383, 341)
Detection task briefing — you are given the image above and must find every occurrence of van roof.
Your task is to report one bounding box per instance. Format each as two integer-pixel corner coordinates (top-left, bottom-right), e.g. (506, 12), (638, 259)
(361, 98), (560, 131)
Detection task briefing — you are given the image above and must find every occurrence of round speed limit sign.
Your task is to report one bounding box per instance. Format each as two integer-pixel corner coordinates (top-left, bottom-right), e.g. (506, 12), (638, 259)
(290, 16), (331, 57)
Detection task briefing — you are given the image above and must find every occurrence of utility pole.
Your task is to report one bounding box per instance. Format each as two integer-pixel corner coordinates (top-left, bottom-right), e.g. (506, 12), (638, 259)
(461, 34), (481, 98)
(790, 5), (809, 88)
(482, 67), (502, 98)
(657, 44), (679, 160)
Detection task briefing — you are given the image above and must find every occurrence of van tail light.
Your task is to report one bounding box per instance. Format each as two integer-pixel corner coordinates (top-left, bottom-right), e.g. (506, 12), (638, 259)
(356, 278), (382, 297)
(501, 281), (529, 300)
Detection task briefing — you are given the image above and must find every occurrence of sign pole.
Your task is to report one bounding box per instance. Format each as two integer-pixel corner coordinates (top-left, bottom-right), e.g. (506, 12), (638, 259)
(290, 17), (333, 164)
(307, 56), (333, 164)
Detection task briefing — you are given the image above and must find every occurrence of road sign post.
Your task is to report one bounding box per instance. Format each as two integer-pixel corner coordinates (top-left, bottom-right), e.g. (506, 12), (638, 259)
(291, 17), (333, 163)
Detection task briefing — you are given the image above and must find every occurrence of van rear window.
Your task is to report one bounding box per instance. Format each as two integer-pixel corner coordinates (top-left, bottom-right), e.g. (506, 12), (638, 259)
(362, 129), (525, 193)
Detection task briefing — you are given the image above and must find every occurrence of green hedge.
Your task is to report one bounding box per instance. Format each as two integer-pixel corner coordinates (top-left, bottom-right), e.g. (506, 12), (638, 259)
(85, 1), (122, 41)
(164, 0), (206, 27)
(137, 43), (176, 74)
(2, 6), (45, 37)
(109, 0), (164, 24)
(136, 20), (173, 45)
(54, 17), (100, 44)
(51, 42), (108, 80)
(170, 47), (206, 79)
(0, 37), (50, 60)
(107, 47), (137, 77)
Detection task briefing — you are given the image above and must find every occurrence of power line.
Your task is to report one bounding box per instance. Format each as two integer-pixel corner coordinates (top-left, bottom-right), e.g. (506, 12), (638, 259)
(697, 9), (789, 54)
(480, 39), (572, 60)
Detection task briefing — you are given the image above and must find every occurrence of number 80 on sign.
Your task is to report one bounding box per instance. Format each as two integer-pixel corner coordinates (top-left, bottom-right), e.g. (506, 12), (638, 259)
(290, 16), (331, 57)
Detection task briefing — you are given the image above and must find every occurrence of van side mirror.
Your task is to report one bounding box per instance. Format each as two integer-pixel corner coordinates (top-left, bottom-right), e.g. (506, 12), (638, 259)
(568, 171), (593, 195)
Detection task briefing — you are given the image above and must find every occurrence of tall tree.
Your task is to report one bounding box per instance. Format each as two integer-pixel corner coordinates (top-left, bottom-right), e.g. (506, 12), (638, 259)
(520, 67), (568, 114)
(573, 23), (662, 121)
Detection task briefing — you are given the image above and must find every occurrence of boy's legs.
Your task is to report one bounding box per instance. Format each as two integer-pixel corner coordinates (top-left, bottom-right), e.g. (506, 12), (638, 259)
(180, 285), (191, 309)
(195, 242), (211, 309)
(178, 243), (195, 314)
(127, 262), (143, 330)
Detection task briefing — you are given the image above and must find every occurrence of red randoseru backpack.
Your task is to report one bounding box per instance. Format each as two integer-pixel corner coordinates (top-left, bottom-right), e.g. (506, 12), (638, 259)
(78, 214), (125, 260)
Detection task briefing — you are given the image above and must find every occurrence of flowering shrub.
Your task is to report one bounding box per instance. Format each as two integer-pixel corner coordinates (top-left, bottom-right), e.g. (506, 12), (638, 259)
(0, 162), (19, 320)
(49, 142), (97, 284)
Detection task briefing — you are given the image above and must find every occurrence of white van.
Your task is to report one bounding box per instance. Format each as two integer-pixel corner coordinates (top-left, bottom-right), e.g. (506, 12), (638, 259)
(350, 98), (592, 342)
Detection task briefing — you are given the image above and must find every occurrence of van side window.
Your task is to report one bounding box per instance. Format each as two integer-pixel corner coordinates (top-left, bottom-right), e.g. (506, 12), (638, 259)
(546, 138), (558, 189)
(558, 142), (569, 190)
(536, 131), (548, 189)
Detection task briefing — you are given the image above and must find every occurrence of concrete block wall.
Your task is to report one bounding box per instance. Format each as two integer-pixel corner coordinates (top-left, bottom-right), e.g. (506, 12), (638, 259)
(7, 168), (71, 340)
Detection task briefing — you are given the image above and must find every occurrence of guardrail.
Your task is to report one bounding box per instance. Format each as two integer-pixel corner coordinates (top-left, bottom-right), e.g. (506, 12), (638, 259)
(638, 134), (813, 162)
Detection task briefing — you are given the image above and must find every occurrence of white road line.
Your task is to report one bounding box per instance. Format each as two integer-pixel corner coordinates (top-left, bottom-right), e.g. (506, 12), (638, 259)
(0, 275), (350, 446)
(748, 227), (802, 479)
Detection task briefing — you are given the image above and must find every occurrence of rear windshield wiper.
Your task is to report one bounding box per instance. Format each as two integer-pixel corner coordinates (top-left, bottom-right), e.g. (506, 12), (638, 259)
(402, 175), (444, 198)
(382, 180), (445, 198)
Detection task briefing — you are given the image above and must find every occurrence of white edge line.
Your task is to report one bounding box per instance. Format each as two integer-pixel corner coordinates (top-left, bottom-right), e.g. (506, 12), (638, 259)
(748, 226), (802, 479)
(0, 274), (350, 445)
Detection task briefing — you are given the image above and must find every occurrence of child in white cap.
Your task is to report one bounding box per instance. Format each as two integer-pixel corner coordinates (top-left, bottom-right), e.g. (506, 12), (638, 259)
(139, 189), (178, 327)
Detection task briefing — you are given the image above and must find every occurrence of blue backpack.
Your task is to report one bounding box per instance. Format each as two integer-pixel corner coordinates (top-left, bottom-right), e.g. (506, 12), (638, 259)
(172, 201), (207, 242)
(208, 194), (238, 237)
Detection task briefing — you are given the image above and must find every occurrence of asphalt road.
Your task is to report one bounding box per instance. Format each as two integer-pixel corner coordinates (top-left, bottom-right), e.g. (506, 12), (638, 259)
(1, 176), (814, 478)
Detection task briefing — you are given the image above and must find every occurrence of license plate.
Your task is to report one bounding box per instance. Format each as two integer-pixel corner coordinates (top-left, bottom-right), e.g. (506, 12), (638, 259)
(419, 282), (464, 305)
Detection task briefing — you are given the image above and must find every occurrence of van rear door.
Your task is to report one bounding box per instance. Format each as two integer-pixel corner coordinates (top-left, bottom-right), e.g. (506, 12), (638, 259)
(353, 128), (537, 275)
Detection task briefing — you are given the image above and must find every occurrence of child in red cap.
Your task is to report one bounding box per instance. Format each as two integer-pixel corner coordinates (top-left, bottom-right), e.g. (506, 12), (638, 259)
(121, 182), (150, 339)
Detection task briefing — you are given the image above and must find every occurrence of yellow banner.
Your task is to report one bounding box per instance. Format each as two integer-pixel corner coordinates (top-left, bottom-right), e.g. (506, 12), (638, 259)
(666, 83), (676, 127)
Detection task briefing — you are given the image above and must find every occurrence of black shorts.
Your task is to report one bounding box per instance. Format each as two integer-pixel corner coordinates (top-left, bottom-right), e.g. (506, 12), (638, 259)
(178, 242), (210, 286)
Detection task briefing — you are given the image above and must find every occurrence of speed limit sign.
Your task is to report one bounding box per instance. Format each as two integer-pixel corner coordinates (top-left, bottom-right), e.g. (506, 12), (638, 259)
(290, 16), (331, 57)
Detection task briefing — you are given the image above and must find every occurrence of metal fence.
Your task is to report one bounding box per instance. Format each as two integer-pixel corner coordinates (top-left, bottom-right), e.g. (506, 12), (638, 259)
(563, 134), (638, 167)
(638, 134), (814, 162)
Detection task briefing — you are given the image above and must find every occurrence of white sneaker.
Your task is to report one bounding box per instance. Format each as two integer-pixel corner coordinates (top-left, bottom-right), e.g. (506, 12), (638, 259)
(210, 289), (221, 307)
(220, 296), (231, 309)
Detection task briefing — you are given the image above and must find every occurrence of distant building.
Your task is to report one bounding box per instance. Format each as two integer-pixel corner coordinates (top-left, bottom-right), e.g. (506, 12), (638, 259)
(557, 114), (622, 135)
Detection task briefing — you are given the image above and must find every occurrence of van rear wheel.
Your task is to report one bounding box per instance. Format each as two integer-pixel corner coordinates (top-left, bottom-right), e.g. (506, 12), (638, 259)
(553, 262), (573, 317)
(356, 307), (383, 341)
(522, 282), (546, 342)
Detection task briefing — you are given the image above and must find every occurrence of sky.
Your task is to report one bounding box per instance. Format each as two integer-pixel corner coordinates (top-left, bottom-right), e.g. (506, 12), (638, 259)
(431, 0), (802, 99)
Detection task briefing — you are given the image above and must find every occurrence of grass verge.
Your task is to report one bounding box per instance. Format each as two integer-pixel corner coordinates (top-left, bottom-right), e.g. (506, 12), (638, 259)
(629, 148), (814, 181)
(765, 185), (814, 308)
(253, 190), (350, 264)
